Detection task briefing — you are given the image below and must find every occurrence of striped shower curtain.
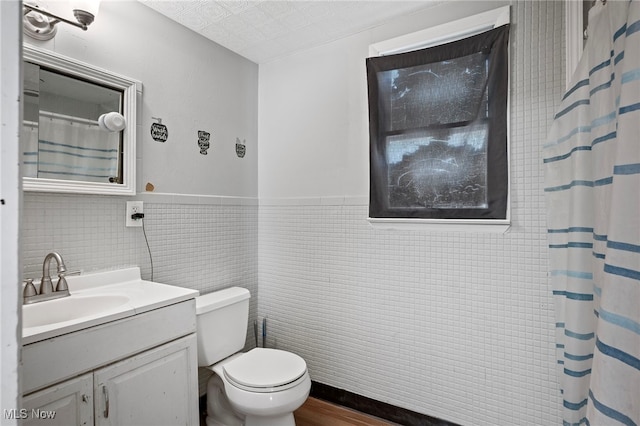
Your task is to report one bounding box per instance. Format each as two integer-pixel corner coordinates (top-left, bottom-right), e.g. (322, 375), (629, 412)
(35, 115), (119, 182)
(544, 1), (640, 425)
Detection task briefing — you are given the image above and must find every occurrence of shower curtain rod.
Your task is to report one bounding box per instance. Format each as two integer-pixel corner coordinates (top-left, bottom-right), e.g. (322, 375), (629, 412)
(39, 110), (99, 126)
(23, 120), (38, 128)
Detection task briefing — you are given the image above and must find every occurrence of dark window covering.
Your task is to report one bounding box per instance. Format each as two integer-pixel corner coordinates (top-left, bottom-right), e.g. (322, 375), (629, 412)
(367, 24), (510, 220)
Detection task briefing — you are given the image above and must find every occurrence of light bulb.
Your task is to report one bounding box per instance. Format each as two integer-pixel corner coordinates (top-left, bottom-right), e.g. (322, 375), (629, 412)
(70, 0), (101, 26)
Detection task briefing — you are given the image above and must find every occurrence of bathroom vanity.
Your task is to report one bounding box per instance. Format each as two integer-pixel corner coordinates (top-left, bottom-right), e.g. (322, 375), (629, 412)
(21, 268), (199, 426)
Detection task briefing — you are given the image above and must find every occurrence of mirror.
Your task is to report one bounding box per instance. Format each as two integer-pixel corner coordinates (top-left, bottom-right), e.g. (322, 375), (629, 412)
(22, 45), (141, 195)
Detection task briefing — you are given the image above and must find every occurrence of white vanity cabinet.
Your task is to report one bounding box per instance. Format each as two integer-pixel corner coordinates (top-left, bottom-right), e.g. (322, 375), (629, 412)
(94, 335), (197, 426)
(22, 297), (199, 426)
(22, 373), (93, 426)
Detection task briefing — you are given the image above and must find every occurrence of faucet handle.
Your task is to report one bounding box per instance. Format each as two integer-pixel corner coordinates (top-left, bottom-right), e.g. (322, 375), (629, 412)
(56, 275), (68, 292)
(23, 279), (37, 298)
(55, 270), (79, 292)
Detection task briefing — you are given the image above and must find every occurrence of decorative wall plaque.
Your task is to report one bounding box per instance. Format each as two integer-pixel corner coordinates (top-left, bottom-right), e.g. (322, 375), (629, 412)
(150, 118), (168, 142)
(198, 130), (211, 155)
(235, 138), (246, 158)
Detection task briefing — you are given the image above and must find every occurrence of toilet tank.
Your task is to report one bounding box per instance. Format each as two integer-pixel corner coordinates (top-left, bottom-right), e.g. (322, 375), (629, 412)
(195, 287), (250, 367)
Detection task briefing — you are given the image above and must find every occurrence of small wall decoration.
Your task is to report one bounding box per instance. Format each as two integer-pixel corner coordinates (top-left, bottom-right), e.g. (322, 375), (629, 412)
(197, 130), (211, 155)
(235, 138), (246, 158)
(150, 117), (168, 142)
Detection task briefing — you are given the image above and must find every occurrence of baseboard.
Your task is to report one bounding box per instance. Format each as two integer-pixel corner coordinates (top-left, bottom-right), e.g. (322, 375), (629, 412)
(310, 381), (459, 426)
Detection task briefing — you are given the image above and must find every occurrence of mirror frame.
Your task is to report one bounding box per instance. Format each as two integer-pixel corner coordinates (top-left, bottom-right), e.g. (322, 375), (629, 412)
(22, 44), (141, 195)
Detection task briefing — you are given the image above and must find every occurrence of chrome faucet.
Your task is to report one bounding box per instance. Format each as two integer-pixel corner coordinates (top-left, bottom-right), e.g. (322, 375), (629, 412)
(23, 252), (78, 304)
(40, 252), (67, 294)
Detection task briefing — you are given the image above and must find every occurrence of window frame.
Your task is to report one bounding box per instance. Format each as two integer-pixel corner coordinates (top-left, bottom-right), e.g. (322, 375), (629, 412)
(367, 6), (511, 232)
(565, 1), (592, 89)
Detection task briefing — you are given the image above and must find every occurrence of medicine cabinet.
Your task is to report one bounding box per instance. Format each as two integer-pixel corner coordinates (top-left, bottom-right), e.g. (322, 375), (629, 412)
(22, 45), (141, 195)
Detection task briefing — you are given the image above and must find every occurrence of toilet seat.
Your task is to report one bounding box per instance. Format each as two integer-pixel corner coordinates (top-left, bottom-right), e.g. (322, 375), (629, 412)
(223, 348), (308, 393)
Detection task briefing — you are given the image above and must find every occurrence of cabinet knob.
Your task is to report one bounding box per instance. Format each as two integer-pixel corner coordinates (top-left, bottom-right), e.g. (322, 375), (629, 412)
(82, 394), (89, 403)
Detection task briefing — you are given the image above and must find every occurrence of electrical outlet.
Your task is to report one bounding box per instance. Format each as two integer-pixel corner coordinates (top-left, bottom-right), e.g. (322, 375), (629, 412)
(125, 201), (144, 227)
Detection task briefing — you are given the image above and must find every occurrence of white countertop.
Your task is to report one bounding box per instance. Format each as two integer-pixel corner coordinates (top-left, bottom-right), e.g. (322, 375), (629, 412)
(22, 267), (198, 345)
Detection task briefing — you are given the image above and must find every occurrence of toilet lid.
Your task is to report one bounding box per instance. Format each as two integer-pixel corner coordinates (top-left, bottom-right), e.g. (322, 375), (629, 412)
(223, 348), (307, 389)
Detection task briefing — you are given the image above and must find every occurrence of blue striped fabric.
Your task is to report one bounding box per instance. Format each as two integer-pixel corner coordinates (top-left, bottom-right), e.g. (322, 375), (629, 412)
(25, 116), (119, 183)
(543, 1), (640, 425)
(37, 140), (118, 180)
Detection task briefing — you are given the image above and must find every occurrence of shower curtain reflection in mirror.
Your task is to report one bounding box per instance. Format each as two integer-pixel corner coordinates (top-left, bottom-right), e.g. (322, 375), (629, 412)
(23, 112), (119, 182)
(22, 62), (123, 184)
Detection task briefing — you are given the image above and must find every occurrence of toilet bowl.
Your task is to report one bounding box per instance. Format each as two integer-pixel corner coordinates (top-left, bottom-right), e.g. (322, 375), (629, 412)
(196, 288), (310, 426)
(207, 349), (311, 426)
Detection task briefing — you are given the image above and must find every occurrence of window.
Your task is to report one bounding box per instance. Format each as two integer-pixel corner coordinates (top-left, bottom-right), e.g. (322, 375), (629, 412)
(565, 1), (592, 88)
(366, 7), (510, 227)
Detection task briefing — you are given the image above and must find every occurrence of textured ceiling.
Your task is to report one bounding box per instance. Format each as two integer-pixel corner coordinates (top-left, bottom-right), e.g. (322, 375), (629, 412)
(139, 1), (440, 63)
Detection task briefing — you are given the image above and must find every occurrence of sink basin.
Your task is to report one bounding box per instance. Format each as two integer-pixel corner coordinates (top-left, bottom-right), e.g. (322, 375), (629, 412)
(21, 267), (199, 346)
(23, 294), (130, 328)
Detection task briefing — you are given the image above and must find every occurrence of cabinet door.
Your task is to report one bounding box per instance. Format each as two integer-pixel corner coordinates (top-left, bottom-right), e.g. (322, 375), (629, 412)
(22, 373), (93, 426)
(94, 334), (198, 426)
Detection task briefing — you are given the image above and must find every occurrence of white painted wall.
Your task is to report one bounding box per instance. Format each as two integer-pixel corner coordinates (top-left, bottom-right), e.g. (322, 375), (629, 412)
(1, 0), (22, 420)
(28, 0), (258, 197)
(258, 1), (564, 425)
(259, 38), (366, 198)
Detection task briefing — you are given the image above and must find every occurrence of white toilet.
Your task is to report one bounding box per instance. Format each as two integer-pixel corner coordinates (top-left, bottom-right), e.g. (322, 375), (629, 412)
(196, 287), (311, 426)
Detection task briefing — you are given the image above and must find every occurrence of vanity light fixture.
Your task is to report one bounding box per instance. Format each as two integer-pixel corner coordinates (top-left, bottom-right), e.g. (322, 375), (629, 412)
(23, 0), (101, 41)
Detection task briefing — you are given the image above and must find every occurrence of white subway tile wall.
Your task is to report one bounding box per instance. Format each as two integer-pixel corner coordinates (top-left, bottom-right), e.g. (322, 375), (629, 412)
(257, 2), (563, 426)
(22, 193), (259, 350)
(260, 203), (558, 425)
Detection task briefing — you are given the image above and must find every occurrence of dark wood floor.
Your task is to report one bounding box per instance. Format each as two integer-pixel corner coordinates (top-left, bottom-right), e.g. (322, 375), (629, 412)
(294, 397), (397, 426)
